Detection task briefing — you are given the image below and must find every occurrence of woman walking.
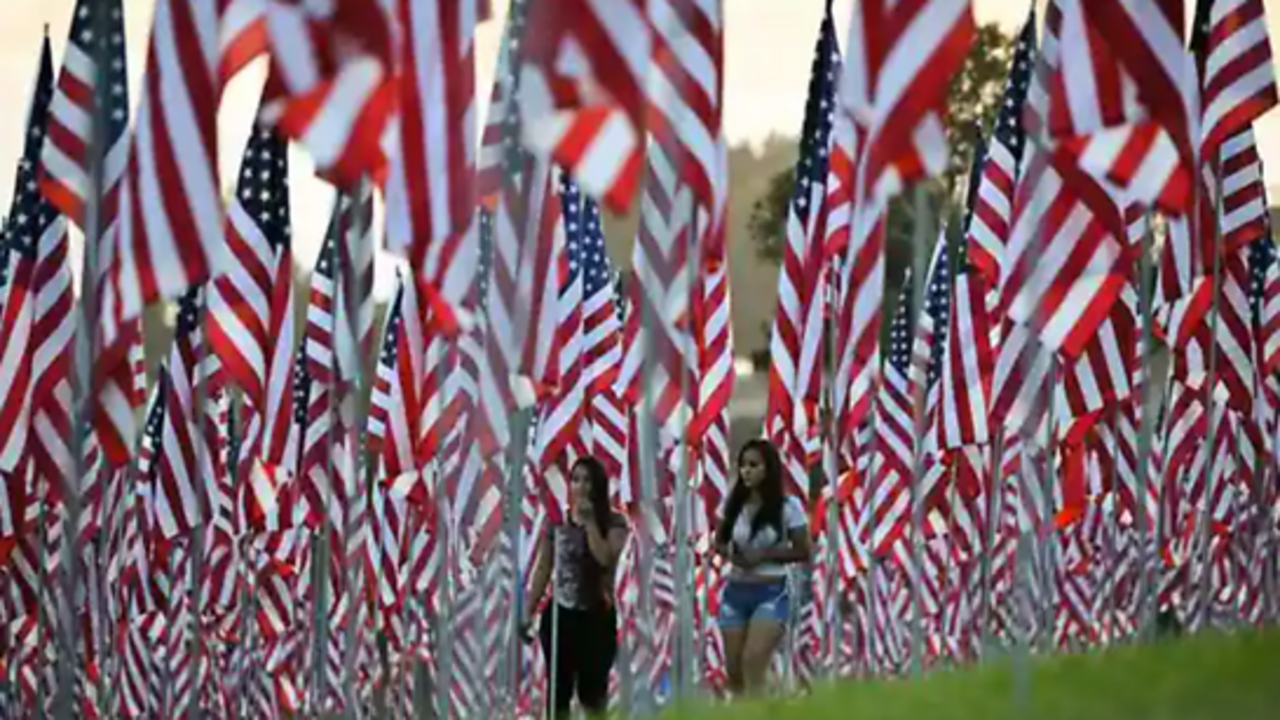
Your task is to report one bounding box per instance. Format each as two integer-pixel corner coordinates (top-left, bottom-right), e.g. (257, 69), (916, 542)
(522, 457), (628, 718)
(715, 438), (812, 697)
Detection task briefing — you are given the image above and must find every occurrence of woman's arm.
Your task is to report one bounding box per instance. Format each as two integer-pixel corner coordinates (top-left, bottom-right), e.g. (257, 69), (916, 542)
(526, 528), (553, 611)
(758, 526), (812, 565)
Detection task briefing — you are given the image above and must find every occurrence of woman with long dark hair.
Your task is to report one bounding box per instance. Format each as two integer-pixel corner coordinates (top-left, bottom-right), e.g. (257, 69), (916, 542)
(714, 438), (812, 696)
(521, 456), (628, 718)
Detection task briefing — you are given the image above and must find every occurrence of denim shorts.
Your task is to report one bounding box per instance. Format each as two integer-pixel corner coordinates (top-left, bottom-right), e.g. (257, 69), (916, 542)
(717, 579), (790, 629)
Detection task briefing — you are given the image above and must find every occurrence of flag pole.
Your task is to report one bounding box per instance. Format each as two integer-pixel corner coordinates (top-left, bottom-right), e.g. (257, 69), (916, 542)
(435, 462), (455, 720)
(631, 158), (678, 715)
(1193, 172), (1226, 632)
(57, 0), (114, 713)
(906, 183), (934, 679)
(979, 428), (1003, 659)
(1132, 210), (1160, 641)
(311, 195), (344, 714)
(189, 289), (211, 720)
(672, 191), (699, 703)
(341, 177), (372, 717)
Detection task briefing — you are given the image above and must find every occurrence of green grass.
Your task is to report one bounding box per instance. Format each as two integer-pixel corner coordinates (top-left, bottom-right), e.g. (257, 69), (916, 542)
(665, 628), (1280, 720)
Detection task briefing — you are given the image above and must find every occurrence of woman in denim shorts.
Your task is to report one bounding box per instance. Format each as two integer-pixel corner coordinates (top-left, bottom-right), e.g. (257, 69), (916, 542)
(714, 438), (812, 697)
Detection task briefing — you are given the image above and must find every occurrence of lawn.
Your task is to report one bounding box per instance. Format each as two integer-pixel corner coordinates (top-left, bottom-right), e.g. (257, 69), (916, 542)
(666, 628), (1280, 719)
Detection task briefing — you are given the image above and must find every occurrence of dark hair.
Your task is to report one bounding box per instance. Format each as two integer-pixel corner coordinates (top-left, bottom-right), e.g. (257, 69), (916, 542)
(715, 439), (785, 549)
(570, 456), (613, 608)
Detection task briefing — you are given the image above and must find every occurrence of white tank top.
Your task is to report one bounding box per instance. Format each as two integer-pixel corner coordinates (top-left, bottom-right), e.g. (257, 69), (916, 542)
(726, 497), (808, 579)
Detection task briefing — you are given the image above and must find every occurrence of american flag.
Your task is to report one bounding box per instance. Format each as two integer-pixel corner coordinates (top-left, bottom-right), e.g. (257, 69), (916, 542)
(383, 0), (481, 334)
(517, 0), (652, 211)
(209, 120), (296, 529)
(582, 208), (627, 482)
(615, 138), (700, 450)
(1195, 0), (1277, 155)
(476, 0), (528, 205)
(1050, 0), (1195, 213)
(766, 7), (839, 499)
(40, 0), (129, 230)
(102, 0), (227, 343)
(535, 175), (590, 516)
(481, 0), (563, 417)
(40, 0), (143, 469)
(833, 0), (974, 472)
(260, 0), (397, 184)
(1000, 0), (1131, 359)
(941, 138), (998, 451)
(443, 211), (505, 560)
(965, 13), (1035, 287)
(153, 287), (223, 541)
(867, 274), (918, 557)
(369, 272), (427, 493)
(912, 235), (952, 457)
(519, 0), (727, 265)
(0, 39), (61, 489)
(19, 80), (78, 552)
(219, 0), (269, 83)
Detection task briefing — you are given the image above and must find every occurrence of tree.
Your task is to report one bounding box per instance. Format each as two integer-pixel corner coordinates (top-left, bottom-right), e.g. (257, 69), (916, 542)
(747, 23), (1016, 268)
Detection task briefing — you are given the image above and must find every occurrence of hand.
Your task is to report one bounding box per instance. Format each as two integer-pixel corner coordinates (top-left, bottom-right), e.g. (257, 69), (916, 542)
(518, 614), (535, 642)
(572, 498), (593, 525)
(734, 546), (763, 569)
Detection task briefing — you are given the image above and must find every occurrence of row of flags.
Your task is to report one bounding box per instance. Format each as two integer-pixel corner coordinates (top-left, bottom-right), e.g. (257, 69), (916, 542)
(0, 0), (1277, 714)
(770, 0), (1280, 680)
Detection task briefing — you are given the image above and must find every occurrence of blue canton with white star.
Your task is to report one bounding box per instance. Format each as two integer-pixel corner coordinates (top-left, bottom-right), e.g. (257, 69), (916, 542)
(996, 17), (1036, 167)
(887, 272), (916, 376)
(69, 0), (131, 147)
(6, 37), (58, 261)
(560, 171), (583, 287)
(379, 278), (406, 370)
(789, 9), (840, 228)
(580, 195), (612, 301)
(923, 246), (952, 388)
(235, 125), (291, 252)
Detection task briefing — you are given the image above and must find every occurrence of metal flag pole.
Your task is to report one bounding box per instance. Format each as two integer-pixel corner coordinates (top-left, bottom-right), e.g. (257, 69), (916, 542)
(311, 193), (346, 714)
(1037, 361), (1059, 657)
(189, 288), (212, 720)
(1193, 174), (1227, 633)
(1132, 211), (1160, 642)
(341, 178), (372, 717)
(56, 0), (114, 714)
(671, 195), (699, 703)
(434, 463), (455, 720)
(979, 428), (1004, 660)
(906, 184), (935, 679)
(631, 173), (682, 715)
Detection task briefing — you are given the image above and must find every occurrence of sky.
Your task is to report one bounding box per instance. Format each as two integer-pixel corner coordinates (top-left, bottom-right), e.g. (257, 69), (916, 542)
(1, 0), (1278, 302)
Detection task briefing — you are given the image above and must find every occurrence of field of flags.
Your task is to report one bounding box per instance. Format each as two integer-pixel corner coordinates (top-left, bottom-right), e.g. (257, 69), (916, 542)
(0, 0), (1277, 717)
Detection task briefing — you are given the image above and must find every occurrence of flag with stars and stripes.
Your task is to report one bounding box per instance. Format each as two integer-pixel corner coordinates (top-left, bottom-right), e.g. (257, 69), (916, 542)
(535, 175), (591, 518)
(209, 117), (297, 528)
(580, 193), (628, 483)
(40, 0), (145, 469)
(964, 13), (1034, 286)
(867, 274), (917, 557)
(766, 6), (840, 501)
(1, 38), (73, 545)
(152, 287), (224, 541)
(941, 137), (997, 451)
(383, 0), (482, 336)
